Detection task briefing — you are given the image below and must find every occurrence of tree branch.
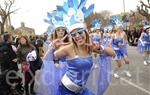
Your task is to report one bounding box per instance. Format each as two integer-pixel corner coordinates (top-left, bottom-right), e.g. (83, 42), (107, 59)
(140, 1), (150, 8)
(7, 0), (13, 14)
(4, 0), (9, 12)
(147, 0), (150, 6)
(0, 5), (5, 16)
(137, 6), (150, 21)
(7, 8), (19, 15)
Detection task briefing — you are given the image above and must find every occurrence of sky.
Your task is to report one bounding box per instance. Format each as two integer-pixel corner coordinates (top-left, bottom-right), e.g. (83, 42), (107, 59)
(1, 0), (140, 34)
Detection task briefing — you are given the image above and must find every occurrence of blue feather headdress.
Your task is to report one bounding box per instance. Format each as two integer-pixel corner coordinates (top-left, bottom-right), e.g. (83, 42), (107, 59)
(110, 16), (126, 29)
(103, 25), (113, 31)
(44, 10), (66, 29)
(91, 18), (103, 30)
(55, 0), (95, 32)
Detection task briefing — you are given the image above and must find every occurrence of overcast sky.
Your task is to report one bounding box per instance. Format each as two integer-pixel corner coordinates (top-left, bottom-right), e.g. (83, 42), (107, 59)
(1, 0), (140, 34)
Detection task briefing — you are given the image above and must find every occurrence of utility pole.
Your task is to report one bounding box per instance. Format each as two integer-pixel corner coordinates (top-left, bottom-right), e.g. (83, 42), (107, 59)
(123, 0), (126, 13)
(123, 0), (127, 31)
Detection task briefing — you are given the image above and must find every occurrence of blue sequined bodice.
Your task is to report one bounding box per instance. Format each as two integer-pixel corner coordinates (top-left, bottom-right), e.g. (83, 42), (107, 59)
(66, 56), (93, 86)
(112, 38), (123, 47)
(58, 56), (67, 62)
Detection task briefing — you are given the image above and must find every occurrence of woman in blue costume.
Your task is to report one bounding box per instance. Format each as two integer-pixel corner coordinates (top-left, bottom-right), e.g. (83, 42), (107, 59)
(36, 11), (71, 95)
(90, 19), (103, 69)
(51, 26), (114, 95)
(91, 30), (102, 45)
(36, 0), (115, 95)
(103, 25), (113, 47)
(110, 25), (131, 78)
(37, 25), (115, 95)
(137, 25), (150, 65)
(51, 26), (71, 64)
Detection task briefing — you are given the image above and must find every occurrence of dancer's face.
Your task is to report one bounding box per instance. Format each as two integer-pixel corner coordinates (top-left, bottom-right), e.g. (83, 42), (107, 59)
(55, 27), (66, 38)
(116, 26), (122, 32)
(70, 28), (87, 45)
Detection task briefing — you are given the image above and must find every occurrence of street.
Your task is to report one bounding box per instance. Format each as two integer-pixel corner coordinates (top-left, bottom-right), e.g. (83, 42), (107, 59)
(105, 46), (150, 95)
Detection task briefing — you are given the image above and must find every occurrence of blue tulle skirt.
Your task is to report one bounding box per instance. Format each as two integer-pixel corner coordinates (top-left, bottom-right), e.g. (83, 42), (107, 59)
(97, 55), (112, 95)
(36, 60), (66, 95)
(121, 44), (128, 56)
(113, 45), (128, 60)
(137, 40), (150, 54)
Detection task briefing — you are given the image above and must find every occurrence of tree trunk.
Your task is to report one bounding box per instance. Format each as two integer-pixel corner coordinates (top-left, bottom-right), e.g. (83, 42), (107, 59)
(0, 23), (4, 34)
(0, 17), (7, 34)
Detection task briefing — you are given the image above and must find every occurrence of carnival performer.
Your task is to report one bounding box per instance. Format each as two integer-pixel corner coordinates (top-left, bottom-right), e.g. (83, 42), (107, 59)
(103, 25), (113, 47)
(36, 10), (71, 95)
(50, 23), (71, 64)
(110, 16), (131, 78)
(43, 10), (71, 63)
(36, 0), (115, 95)
(90, 19), (103, 69)
(137, 24), (150, 65)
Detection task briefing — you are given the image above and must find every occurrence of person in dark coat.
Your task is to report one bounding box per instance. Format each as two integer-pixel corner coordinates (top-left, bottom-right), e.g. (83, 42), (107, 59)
(0, 32), (18, 95)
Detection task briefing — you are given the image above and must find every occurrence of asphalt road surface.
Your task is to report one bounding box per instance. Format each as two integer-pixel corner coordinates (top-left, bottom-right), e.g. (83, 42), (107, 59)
(105, 46), (150, 95)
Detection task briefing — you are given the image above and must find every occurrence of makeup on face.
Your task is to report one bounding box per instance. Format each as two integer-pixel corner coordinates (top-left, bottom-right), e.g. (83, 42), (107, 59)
(70, 29), (85, 38)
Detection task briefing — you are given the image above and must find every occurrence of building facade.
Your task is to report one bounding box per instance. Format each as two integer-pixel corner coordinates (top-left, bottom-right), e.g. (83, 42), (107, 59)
(15, 22), (35, 37)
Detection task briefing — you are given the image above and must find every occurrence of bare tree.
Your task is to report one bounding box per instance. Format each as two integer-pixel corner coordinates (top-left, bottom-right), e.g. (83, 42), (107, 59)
(137, 0), (150, 22)
(0, 0), (18, 34)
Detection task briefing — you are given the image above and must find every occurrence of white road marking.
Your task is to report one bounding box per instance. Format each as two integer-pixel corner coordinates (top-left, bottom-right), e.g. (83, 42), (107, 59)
(120, 77), (150, 95)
